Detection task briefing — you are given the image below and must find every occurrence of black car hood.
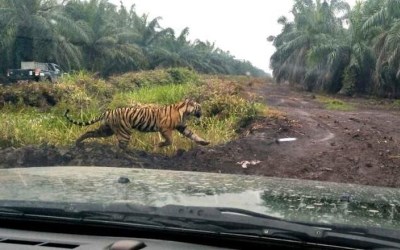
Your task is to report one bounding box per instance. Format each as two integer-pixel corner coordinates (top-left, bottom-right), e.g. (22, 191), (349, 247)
(0, 166), (399, 230)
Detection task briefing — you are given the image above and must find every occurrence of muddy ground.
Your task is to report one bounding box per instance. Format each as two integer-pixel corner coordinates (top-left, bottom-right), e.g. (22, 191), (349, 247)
(1, 82), (400, 188)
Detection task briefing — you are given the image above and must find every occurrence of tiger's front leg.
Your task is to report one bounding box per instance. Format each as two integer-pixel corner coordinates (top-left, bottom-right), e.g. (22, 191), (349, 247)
(176, 125), (210, 146)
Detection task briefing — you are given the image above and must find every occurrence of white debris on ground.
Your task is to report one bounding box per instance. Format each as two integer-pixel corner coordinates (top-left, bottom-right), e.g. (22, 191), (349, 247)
(277, 138), (297, 142)
(237, 160), (261, 169)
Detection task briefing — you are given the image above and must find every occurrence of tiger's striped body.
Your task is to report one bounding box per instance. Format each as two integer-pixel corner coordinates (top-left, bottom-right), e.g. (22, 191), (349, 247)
(64, 99), (210, 150)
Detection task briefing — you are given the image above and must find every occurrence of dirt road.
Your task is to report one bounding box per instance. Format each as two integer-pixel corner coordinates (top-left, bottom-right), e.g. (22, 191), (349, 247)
(161, 83), (400, 187)
(1, 82), (400, 187)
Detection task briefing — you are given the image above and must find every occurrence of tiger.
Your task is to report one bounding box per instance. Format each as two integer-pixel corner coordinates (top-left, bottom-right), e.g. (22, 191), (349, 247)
(64, 99), (210, 151)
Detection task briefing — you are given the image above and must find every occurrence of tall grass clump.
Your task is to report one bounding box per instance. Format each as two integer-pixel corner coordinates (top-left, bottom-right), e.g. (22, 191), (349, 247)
(0, 105), (71, 147)
(201, 95), (265, 133)
(183, 76), (269, 149)
(0, 104), (120, 149)
(58, 71), (115, 101)
(109, 83), (193, 109)
(108, 68), (199, 92)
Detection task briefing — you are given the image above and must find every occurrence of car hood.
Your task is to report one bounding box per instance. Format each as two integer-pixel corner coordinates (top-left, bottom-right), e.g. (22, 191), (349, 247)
(0, 166), (399, 229)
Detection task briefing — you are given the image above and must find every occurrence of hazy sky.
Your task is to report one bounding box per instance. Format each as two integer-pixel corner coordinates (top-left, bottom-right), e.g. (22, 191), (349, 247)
(110, 0), (356, 73)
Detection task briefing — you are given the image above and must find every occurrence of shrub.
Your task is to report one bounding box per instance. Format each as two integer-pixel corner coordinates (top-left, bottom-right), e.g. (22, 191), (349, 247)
(201, 95), (264, 131)
(59, 71), (115, 100)
(108, 68), (199, 92)
(167, 67), (199, 84)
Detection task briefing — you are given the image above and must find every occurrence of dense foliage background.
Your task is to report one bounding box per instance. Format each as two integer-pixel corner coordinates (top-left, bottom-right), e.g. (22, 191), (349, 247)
(269, 0), (400, 97)
(0, 0), (266, 78)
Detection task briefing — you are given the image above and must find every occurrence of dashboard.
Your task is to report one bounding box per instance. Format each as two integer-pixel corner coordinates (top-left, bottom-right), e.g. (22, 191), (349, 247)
(0, 227), (231, 250)
(0, 218), (380, 250)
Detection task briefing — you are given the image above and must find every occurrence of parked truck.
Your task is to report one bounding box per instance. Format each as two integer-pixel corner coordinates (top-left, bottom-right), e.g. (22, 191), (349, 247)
(6, 61), (63, 83)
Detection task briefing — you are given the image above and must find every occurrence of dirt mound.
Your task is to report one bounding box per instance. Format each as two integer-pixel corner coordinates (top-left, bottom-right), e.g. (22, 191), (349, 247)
(0, 82), (63, 108)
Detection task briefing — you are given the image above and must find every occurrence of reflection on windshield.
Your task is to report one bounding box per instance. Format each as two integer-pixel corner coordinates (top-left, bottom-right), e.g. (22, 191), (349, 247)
(260, 190), (400, 229)
(1, 167), (400, 229)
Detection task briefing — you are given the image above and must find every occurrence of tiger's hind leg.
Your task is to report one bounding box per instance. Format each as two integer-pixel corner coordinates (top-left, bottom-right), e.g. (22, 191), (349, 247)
(76, 124), (114, 147)
(114, 131), (145, 167)
(177, 125), (210, 146)
(115, 128), (131, 151)
(158, 129), (173, 147)
(115, 129), (136, 159)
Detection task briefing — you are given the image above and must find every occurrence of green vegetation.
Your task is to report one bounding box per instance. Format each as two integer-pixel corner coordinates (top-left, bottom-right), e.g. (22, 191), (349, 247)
(109, 84), (194, 109)
(0, 69), (268, 155)
(393, 99), (400, 106)
(108, 68), (199, 91)
(269, 0), (400, 98)
(0, 0), (265, 78)
(317, 96), (354, 111)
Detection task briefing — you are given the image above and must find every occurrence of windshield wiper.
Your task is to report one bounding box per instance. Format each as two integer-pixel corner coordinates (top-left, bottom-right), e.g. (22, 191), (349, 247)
(0, 201), (399, 249)
(157, 205), (400, 249)
(0, 200), (165, 228)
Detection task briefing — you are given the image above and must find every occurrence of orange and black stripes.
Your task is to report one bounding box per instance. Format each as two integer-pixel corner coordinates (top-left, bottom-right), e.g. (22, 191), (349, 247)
(64, 99), (208, 150)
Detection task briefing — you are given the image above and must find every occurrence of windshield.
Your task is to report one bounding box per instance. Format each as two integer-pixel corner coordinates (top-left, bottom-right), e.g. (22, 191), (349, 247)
(1, 0), (400, 237)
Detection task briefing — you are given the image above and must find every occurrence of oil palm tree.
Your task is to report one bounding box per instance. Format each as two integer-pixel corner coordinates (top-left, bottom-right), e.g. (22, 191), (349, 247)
(269, 0), (350, 92)
(64, 0), (145, 75)
(339, 1), (375, 95)
(0, 0), (89, 71)
(362, 0), (400, 96)
(127, 11), (177, 70)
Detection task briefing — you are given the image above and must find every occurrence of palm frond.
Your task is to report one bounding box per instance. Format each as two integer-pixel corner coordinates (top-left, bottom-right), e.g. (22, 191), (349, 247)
(49, 12), (91, 43)
(362, 7), (387, 32)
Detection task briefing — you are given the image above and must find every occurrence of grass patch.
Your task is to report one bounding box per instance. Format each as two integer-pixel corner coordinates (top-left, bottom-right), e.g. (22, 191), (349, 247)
(317, 96), (355, 111)
(391, 99), (400, 108)
(109, 83), (194, 108)
(0, 105), (74, 147)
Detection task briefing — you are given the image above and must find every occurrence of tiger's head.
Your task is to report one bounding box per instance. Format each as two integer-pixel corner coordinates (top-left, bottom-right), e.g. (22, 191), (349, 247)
(181, 98), (202, 118)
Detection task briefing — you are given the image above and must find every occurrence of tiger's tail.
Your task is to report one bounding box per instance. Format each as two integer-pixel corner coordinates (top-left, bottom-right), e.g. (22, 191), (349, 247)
(64, 109), (104, 126)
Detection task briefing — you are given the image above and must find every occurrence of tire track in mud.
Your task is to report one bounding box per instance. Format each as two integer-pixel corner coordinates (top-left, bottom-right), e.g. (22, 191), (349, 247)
(249, 83), (400, 187)
(288, 109), (336, 143)
(258, 85), (336, 147)
(250, 84), (355, 174)
(264, 106), (338, 165)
